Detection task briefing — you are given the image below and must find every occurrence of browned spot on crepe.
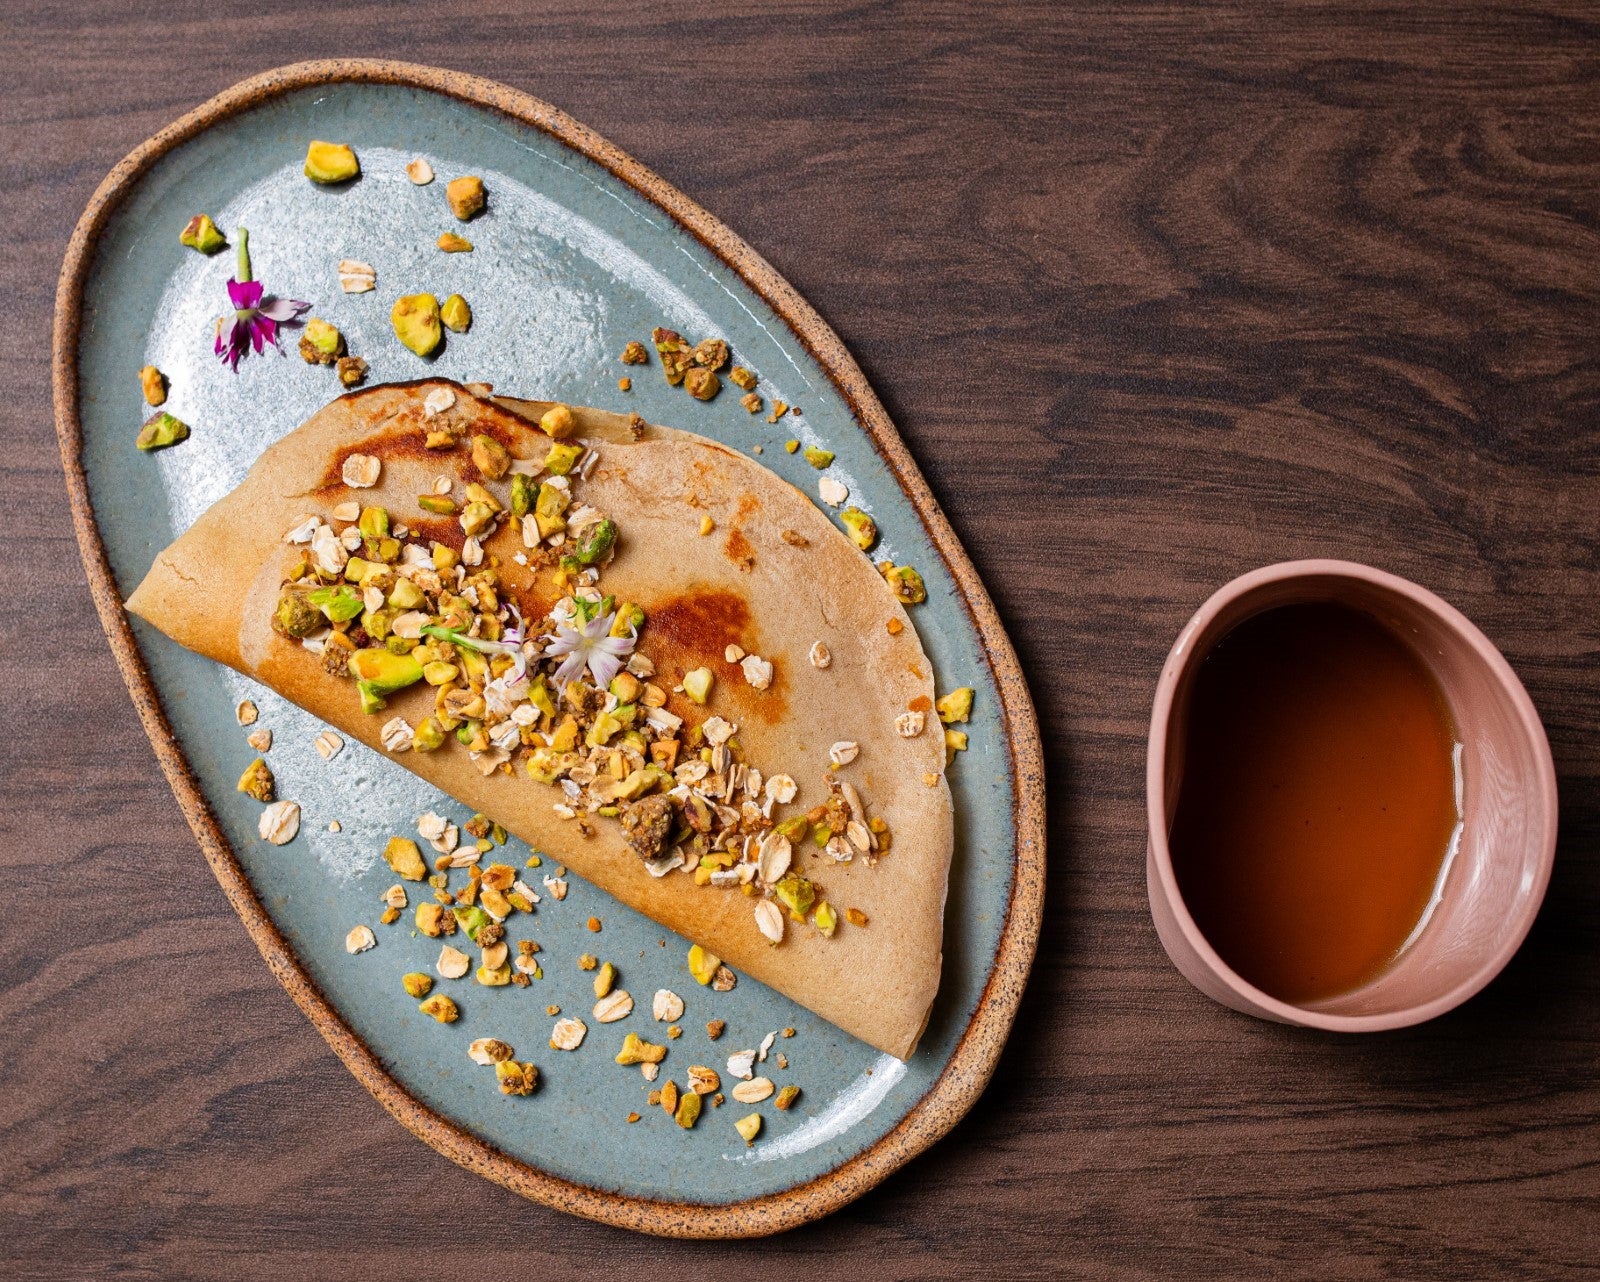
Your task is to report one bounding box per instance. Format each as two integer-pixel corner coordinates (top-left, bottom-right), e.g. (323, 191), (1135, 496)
(643, 586), (786, 725)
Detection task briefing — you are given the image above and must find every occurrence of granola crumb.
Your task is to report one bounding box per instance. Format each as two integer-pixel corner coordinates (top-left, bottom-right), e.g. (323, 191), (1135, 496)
(782, 1027), (796, 1037)
(587, 916), (602, 932)
(618, 377), (632, 391)
(627, 1112), (641, 1123)
(706, 1019), (726, 1041)
(785, 440), (800, 453)
(887, 618), (905, 635)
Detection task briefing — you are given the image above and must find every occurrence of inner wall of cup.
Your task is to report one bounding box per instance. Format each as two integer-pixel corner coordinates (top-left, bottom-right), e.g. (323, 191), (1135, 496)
(1162, 574), (1548, 1020)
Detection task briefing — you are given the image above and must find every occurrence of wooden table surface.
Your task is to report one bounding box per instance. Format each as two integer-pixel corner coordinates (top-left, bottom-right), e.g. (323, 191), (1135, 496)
(5, 2), (1598, 1276)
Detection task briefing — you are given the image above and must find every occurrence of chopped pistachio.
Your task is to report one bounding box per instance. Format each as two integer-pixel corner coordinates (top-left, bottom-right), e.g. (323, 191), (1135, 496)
(621, 340), (649, 364)
(304, 140), (360, 183)
(687, 944), (720, 986)
(684, 367), (720, 401)
(418, 993), (459, 1023)
(136, 410), (189, 452)
(139, 365), (167, 406)
(594, 962), (617, 998)
(418, 494), (458, 515)
(675, 1090), (703, 1129)
(683, 668), (714, 705)
(615, 1033), (667, 1065)
(729, 366), (757, 391)
(298, 318), (344, 365)
(785, 440), (800, 453)
(804, 446), (834, 469)
(773, 1084), (801, 1111)
(403, 972), (433, 998)
(496, 1060), (539, 1096)
(733, 1112), (762, 1144)
(384, 836), (427, 881)
(471, 433), (511, 480)
(884, 563), (928, 605)
(391, 293), (442, 357)
(937, 687), (975, 724)
(236, 757), (275, 803)
(814, 901), (839, 937)
(179, 213), (227, 254)
(446, 175), (486, 220)
(440, 293), (472, 333)
(839, 506), (878, 552)
(544, 441), (584, 475)
(540, 403), (578, 439)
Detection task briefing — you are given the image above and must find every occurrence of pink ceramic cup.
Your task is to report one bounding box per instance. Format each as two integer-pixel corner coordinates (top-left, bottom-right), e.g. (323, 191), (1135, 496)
(1146, 560), (1558, 1031)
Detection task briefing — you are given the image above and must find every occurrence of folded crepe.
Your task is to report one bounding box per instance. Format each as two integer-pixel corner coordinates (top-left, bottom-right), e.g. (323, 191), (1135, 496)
(127, 380), (953, 1059)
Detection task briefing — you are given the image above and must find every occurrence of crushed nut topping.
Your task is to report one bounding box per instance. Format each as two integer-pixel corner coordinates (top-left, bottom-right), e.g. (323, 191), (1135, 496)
(246, 729), (272, 753)
(345, 925), (376, 954)
(236, 700), (259, 725)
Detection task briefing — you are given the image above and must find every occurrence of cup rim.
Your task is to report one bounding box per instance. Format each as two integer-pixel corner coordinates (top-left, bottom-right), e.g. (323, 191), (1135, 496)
(1146, 559), (1559, 1032)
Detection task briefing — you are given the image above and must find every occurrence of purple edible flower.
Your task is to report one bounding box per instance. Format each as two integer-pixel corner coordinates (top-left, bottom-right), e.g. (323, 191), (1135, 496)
(214, 227), (310, 370)
(544, 611), (637, 691)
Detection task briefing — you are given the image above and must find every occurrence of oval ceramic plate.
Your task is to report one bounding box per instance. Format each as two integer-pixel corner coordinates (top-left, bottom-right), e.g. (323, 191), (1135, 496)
(54, 61), (1044, 1237)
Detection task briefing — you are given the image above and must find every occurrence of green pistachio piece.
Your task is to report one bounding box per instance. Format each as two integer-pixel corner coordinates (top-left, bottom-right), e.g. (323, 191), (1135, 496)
(417, 494), (458, 515)
(402, 972), (434, 999)
(533, 482), (569, 539)
(471, 434), (511, 480)
(299, 317), (344, 365)
(773, 815), (810, 845)
(348, 648), (424, 696)
(412, 717), (447, 752)
(136, 411), (189, 452)
(453, 904), (491, 942)
(179, 213), (227, 254)
(773, 874), (815, 918)
(509, 473), (535, 517)
(308, 584), (363, 623)
(391, 293), (442, 357)
(936, 687), (975, 725)
(839, 506), (878, 552)
(357, 506), (389, 541)
(304, 140), (360, 184)
(384, 837), (427, 881)
(734, 1113), (762, 1144)
(572, 518), (617, 566)
(814, 901), (838, 937)
(675, 1090), (702, 1129)
(440, 293), (472, 332)
(236, 757), (275, 803)
(682, 667), (714, 706)
(884, 563), (927, 605)
(804, 446), (834, 470)
(610, 602), (645, 637)
(459, 501), (496, 538)
(275, 589), (323, 638)
(387, 578), (423, 610)
(543, 441), (584, 475)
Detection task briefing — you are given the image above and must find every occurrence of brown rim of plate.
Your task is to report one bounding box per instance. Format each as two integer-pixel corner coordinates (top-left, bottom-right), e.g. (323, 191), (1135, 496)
(51, 59), (1046, 1239)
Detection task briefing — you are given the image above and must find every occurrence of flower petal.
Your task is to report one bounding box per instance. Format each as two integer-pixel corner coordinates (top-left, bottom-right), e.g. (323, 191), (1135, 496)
(553, 651), (586, 689)
(258, 295), (310, 322)
(227, 278), (263, 310)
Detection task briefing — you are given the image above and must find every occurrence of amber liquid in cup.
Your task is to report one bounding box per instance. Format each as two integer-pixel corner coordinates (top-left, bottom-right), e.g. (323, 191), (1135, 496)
(1169, 601), (1461, 1005)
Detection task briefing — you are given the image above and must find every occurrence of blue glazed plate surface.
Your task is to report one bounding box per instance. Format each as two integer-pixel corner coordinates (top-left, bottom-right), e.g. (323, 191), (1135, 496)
(66, 68), (1030, 1226)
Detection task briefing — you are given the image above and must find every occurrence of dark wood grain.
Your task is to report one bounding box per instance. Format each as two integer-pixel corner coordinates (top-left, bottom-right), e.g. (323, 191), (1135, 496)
(4, 2), (1598, 1276)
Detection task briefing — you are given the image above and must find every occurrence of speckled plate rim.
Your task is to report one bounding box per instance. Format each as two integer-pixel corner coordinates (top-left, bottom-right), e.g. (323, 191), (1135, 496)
(52, 59), (1045, 1239)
